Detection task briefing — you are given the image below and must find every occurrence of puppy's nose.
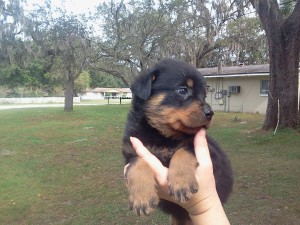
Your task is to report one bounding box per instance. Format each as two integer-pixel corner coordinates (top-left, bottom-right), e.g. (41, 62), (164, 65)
(204, 109), (214, 119)
(203, 105), (214, 119)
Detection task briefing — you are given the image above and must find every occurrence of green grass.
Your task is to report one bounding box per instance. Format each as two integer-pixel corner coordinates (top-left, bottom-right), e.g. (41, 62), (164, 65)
(0, 107), (299, 225)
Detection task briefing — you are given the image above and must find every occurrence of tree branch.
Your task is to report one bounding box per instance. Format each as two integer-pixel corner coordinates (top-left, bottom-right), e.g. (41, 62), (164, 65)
(89, 65), (129, 86)
(249, 0), (282, 34)
(284, 0), (300, 37)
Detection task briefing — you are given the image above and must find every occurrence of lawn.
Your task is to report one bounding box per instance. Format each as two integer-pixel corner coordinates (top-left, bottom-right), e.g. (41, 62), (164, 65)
(0, 105), (299, 225)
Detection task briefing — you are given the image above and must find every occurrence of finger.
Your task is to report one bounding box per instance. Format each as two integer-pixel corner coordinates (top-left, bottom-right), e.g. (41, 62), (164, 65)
(194, 129), (212, 166)
(130, 137), (168, 183)
(124, 163), (130, 186)
(124, 163), (130, 177)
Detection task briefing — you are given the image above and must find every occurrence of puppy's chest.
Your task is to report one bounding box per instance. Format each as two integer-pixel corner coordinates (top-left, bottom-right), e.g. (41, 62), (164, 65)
(147, 141), (193, 167)
(148, 146), (174, 166)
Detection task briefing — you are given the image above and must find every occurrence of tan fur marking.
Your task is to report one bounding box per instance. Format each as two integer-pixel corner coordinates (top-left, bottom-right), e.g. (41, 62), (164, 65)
(148, 93), (166, 106)
(127, 158), (159, 215)
(186, 79), (194, 88)
(168, 148), (198, 202)
(146, 98), (211, 137)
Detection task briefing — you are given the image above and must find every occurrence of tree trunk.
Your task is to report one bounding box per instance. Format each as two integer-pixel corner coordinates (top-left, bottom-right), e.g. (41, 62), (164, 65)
(262, 27), (282, 130)
(64, 71), (74, 112)
(263, 21), (300, 130)
(251, 0), (300, 130)
(277, 47), (299, 129)
(264, 50), (299, 129)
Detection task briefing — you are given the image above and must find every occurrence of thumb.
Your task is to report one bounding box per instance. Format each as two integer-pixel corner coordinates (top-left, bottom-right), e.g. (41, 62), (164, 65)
(130, 137), (168, 184)
(194, 129), (212, 167)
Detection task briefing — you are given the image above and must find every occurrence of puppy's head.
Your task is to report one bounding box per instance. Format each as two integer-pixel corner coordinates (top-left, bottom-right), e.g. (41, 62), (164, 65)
(131, 58), (213, 138)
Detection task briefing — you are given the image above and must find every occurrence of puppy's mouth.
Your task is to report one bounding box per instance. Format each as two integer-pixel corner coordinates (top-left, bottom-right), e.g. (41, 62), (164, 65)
(170, 120), (211, 136)
(146, 110), (211, 137)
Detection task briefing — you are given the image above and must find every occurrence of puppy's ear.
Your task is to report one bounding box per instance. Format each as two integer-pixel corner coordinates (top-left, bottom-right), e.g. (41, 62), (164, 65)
(131, 69), (158, 101)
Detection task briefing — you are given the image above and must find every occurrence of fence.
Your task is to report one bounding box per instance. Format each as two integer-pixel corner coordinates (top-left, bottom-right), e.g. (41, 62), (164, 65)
(0, 97), (80, 104)
(105, 96), (132, 105)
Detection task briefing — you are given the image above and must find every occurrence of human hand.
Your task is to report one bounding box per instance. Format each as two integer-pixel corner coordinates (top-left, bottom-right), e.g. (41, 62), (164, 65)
(125, 129), (219, 216)
(125, 129), (230, 224)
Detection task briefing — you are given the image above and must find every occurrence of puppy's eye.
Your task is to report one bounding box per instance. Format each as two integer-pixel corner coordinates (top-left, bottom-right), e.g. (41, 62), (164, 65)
(176, 87), (188, 96)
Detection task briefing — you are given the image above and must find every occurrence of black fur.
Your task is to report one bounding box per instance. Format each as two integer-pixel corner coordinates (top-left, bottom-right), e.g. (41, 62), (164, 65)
(122, 58), (233, 222)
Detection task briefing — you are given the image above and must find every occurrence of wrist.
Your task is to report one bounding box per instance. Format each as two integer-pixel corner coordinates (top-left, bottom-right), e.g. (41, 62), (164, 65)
(186, 191), (220, 216)
(187, 193), (230, 225)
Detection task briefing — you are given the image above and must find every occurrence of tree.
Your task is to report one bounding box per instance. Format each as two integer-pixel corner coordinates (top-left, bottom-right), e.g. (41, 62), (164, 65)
(89, 70), (127, 88)
(16, 2), (93, 111)
(0, 0), (54, 96)
(249, 0), (300, 130)
(163, 0), (231, 67)
(221, 17), (268, 66)
(74, 70), (91, 95)
(93, 0), (172, 85)
(0, 0), (25, 67)
(47, 13), (92, 111)
(94, 0), (249, 84)
(0, 59), (50, 90)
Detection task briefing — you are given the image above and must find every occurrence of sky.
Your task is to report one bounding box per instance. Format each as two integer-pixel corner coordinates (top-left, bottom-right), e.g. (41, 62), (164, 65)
(51, 0), (102, 14)
(20, 0), (107, 35)
(24, 0), (105, 15)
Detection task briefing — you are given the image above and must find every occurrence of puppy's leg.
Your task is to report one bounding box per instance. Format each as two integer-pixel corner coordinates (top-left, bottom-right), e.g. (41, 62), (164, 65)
(126, 158), (159, 216)
(168, 148), (198, 202)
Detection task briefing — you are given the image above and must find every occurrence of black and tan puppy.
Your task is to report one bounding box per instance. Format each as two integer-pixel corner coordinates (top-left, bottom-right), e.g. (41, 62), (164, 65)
(122, 59), (233, 224)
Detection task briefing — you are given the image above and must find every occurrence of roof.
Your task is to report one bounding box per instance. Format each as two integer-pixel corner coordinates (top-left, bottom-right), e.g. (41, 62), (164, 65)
(85, 88), (131, 93)
(198, 64), (270, 78)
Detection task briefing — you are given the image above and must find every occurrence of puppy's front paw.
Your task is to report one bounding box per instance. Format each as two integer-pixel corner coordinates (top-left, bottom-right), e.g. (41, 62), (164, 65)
(126, 158), (159, 216)
(168, 167), (198, 202)
(168, 148), (198, 202)
(128, 185), (159, 216)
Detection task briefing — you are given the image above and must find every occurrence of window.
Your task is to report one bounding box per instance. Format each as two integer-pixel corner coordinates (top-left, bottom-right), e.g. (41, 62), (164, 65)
(228, 86), (241, 93)
(260, 80), (269, 96)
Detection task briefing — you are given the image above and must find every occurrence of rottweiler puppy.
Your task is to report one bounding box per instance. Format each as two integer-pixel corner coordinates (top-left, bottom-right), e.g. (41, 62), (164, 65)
(122, 58), (233, 225)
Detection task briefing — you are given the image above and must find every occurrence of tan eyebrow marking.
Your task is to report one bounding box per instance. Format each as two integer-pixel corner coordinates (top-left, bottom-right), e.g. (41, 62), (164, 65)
(187, 79), (194, 88)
